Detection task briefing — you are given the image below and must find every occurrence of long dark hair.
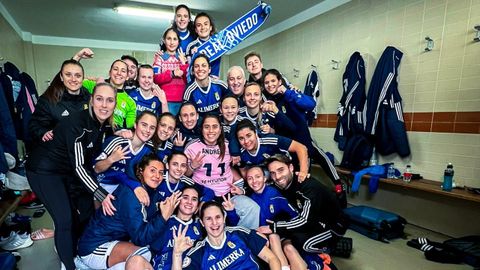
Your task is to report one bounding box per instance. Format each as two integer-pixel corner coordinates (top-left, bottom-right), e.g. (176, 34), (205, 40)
(172, 4), (196, 35)
(194, 12), (216, 36)
(162, 27), (181, 53)
(201, 114), (226, 161)
(44, 59), (84, 104)
(135, 154), (164, 184)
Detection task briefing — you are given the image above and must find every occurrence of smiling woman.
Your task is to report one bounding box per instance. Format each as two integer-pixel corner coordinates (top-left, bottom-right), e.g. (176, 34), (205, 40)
(29, 59), (90, 147)
(183, 54), (229, 117)
(171, 201), (281, 270)
(93, 111), (157, 206)
(77, 154), (180, 269)
(25, 83), (117, 270)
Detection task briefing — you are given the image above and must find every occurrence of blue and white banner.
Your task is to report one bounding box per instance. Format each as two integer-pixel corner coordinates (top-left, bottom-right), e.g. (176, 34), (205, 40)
(195, 2), (271, 62)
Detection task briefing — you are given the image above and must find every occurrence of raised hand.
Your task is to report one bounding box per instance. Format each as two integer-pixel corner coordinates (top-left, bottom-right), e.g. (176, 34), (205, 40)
(178, 49), (187, 64)
(189, 152), (205, 171)
(108, 145), (131, 163)
(173, 224), (193, 254)
(222, 193), (235, 211)
(159, 191), (182, 220)
(73, 48), (94, 61)
(152, 84), (167, 104)
(228, 182), (244, 195)
(173, 131), (186, 147)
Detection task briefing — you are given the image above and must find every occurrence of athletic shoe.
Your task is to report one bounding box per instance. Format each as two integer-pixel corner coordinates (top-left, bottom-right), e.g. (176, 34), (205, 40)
(0, 232), (33, 250)
(0, 231), (16, 247)
(22, 199), (44, 209)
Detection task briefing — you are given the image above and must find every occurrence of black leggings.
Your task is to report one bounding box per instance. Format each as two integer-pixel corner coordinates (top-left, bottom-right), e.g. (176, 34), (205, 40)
(26, 170), (79, 270)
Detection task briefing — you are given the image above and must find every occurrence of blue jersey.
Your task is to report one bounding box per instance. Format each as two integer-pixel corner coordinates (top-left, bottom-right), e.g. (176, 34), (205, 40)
(95, 136), (153, 190)
(157, 172), (215, 202)
(182, 227), (267, 270)
(239, 133), (292, 167)
(239, 110), (296, 136)
(172, 124), (200, 152)
(179, 29), (196, 53)
(151, 216), (203, 270)
(239, 110), (275, 134)
(128, 88), (163, 116)
(250, 185), (298, 226)
(222, 115), (243, 156)
(186, 38), (222, 77)
(156, 140), (174, 164)
(183, 78), (228, 117)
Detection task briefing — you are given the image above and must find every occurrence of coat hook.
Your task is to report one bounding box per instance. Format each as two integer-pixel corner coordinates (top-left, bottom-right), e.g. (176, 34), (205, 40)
(293, 68), (300, 78)
(331, 60), (340, 70)
(424, 36), (434, 51)
(474, 25), (480, 42)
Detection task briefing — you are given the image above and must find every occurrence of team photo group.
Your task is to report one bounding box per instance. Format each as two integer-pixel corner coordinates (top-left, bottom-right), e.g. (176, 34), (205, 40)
(25, 3), (348, 270)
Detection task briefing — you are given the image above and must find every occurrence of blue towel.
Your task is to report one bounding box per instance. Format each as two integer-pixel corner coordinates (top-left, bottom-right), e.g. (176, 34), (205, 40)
(351, 165), (385, 193)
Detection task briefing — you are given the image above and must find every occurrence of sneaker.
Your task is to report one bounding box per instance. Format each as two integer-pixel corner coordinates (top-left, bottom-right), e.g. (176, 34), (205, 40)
(0, 231), (16, 247)
(22, 199), (44, 209)
(0, 232), (33, 250)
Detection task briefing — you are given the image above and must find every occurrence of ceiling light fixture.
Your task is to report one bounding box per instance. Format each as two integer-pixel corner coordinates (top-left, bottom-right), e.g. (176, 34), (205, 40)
(113, 6), (173, 19)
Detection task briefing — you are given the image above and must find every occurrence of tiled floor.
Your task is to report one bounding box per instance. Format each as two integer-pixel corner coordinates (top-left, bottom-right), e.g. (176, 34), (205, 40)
(13, 208), (472, 270)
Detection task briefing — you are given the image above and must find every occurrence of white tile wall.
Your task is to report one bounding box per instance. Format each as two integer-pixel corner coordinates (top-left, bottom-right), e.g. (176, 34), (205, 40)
(227, 0), (480, 186)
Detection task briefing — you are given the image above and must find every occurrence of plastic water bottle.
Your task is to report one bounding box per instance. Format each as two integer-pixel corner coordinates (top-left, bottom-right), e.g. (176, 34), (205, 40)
(387, 163), (396, 179)
(369, 148), (378, 166)
(403, 165), (412, 183)
(442, 163), (454, 191)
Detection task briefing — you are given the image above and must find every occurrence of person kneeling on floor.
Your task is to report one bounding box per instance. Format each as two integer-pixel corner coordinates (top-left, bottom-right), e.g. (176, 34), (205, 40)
(258, 154), (348, 269)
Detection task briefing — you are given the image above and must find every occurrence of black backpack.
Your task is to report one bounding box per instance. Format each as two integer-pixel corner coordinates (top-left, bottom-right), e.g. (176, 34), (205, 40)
(340, 134), (373, 170)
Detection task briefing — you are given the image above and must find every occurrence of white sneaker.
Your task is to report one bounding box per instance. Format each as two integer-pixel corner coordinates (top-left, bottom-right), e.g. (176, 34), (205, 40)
(0, 231), (17, 247)
(0, 232), (33, 250)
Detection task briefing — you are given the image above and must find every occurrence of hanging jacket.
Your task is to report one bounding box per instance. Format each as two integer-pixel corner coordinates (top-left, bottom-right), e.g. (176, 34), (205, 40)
(334, 52), (366, 150)
(303, 69), (320, 126)
(18, 72), (39, 149)
(363, 46), (410, 157)
(0, 82), (17, 158)
(0, 62), (21, 139)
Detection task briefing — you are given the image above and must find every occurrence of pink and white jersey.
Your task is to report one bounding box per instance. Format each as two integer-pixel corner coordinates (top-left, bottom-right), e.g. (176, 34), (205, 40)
(185, 139), (233, 196)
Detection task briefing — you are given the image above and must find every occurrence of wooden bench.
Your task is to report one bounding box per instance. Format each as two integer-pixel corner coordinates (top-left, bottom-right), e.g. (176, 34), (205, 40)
(335, 167), (480, 203)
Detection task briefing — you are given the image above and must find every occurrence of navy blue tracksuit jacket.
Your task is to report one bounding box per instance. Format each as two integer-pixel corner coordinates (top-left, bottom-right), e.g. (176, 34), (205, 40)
(363, 46), (410, 157)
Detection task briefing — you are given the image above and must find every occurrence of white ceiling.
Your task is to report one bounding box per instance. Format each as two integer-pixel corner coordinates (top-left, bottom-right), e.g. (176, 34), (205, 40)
(1, 0), (349, 51)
